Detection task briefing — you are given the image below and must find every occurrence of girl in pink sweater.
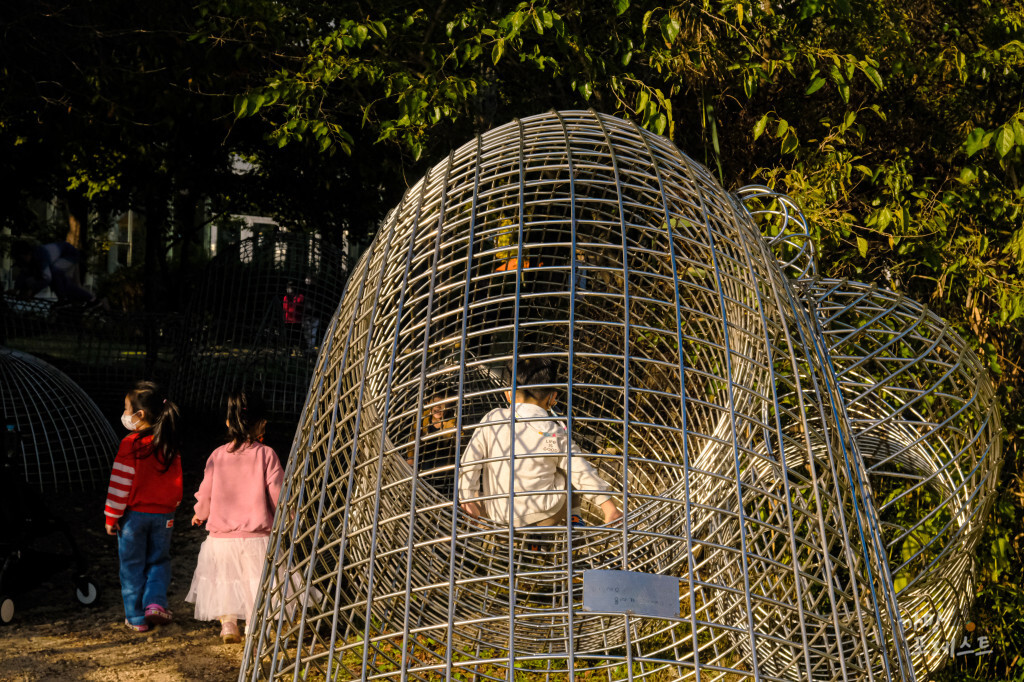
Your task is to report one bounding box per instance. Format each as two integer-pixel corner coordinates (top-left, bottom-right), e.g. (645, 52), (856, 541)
(185, 390), (284, 643)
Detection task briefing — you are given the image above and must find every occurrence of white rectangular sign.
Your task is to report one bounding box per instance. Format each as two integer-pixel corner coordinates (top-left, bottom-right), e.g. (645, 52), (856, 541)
(581, 569), (680, 618)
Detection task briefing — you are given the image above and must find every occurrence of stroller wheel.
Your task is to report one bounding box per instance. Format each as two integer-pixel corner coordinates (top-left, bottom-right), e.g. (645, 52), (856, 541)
(75, 576), (99, 606)
(0, 595), (13, 624)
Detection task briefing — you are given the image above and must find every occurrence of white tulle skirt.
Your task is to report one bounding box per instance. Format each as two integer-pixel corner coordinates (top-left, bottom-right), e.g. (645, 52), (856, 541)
(186, 536), (269, 622)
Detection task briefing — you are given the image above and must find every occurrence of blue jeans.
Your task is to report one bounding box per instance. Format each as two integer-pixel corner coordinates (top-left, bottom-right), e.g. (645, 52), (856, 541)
(117, 510), (174, 625)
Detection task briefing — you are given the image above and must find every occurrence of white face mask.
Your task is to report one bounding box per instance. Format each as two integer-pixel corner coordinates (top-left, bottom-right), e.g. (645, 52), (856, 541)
(121, 412), (139, 431)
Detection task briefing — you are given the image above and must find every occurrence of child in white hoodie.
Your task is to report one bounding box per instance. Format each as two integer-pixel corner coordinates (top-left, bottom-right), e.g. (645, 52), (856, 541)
(458, 354), (621, 527)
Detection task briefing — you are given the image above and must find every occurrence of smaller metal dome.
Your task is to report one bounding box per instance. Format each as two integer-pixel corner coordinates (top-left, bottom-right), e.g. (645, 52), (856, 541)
(1, 346), (118, 491)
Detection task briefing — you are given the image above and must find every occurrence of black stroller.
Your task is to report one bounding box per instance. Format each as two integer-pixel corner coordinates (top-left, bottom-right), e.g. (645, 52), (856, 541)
(0, 425), (100, 624)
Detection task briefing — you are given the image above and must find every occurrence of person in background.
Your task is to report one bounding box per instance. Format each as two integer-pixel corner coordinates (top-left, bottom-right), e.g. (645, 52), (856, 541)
(12, 239), (99, 306)
(281, 281), (305, 350)
(408, 388), (462, 497)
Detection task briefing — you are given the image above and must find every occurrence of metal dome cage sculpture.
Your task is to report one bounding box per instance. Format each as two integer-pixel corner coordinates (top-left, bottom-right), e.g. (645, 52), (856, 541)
(174, 232), (348, 420)
(241, 111), (1001, 682)
(0, 346), (118, 491)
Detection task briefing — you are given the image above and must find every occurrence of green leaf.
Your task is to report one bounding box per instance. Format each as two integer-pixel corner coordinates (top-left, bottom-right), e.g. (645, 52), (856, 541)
(856, 236), (868, 258)
(641, 10), (654, 35)
(1014, 118), (1024, 145)
(492, 39), (504, 65)
(878, 207), (892, 231)
(776, 118), (789, 138)
(994, 125), (1015, 157)
(577, 81), (593, 101)
(753, 114), (768, 140)
(637, 90), (650, 116)
(614, 0), (630, 16)
(509, 10), (526, 34)
(651, 113), (667, 136)
(780, 129), (798, 154)
(805, 77), (826, 95)
(862, 64), (883, 90)
(659, 14), (681, 45)
(964, 127), (988, 156)
(248, 93), (266, 115)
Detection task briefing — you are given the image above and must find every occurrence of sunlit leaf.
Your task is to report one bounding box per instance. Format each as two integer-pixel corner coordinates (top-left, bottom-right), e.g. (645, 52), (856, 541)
(857, 236), (868, 258)
(805, 77), (826, 95)
(659, 14), (680, 45)
(637, 90), (650, 116)
(780, 129), (798, 154)
(652, 113), (667, 135)
(994, 126), (1015, 157)
(753, 114), (768, 140)
(964, 127), (988, 156)
(878, 207), (892, 231)
(862, 64), (883, 89)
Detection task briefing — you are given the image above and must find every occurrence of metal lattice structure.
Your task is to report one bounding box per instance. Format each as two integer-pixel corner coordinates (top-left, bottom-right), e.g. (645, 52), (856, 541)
(174, 232), (348, 420)
(0, 346), (118, 491)
(241, 111), (1002, 681)
(807, 279), (1002, 675)
(1, 297), (180, 419)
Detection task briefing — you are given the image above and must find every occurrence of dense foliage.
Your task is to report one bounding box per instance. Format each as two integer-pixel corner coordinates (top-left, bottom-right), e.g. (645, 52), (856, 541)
(2, 0), (1021, 676)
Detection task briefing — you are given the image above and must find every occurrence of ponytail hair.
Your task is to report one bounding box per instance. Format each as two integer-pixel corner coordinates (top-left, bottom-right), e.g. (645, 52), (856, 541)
(126, 380), (182, 471)
(226, 389), (267, 451)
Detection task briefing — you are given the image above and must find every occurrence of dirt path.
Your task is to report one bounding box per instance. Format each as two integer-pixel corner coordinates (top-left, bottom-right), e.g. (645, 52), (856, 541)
(1, 470), (250, 681)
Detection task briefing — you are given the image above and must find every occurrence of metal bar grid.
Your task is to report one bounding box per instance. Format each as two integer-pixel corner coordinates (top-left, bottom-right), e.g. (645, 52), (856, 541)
(174, 232), (348, 420)
(0, 346), (118, 491)
(240, 111), (999, 682)
(806, 279), (1003, 676)
(2, 297), (182, 418)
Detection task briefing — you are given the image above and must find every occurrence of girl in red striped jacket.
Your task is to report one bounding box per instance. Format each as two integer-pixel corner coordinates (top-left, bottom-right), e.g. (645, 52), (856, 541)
(103, 381), (183, 632)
